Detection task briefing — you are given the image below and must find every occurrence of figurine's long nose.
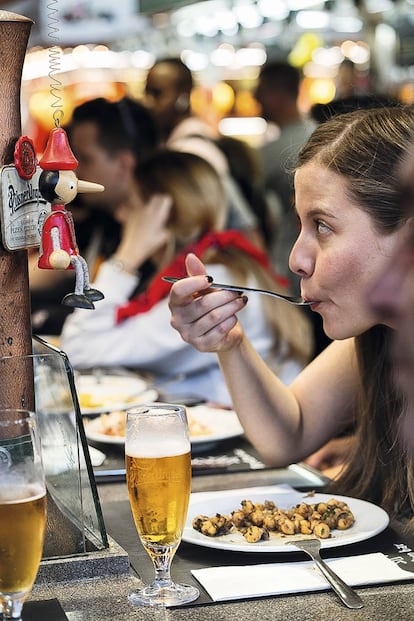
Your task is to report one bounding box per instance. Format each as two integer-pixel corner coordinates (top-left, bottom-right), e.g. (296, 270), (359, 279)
(77, 179), (104, 193)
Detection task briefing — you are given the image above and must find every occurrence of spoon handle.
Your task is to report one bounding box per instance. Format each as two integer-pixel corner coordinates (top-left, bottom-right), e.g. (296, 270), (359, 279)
(162, 277), (310, 306)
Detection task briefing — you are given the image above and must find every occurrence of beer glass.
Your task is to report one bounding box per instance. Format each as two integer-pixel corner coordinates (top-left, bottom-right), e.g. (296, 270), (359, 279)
(125, 403), (199, 606)
(0, 410), (47, 620)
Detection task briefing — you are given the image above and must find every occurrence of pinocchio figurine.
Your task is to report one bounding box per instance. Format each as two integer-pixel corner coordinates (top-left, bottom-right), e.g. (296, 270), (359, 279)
(38, 126), (105, 309)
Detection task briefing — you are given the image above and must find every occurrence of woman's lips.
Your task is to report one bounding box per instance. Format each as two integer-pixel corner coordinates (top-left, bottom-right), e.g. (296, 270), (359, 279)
(302, 293), (318, 302)
(309, 301), (321, 310)
(303, 297), (321, 310)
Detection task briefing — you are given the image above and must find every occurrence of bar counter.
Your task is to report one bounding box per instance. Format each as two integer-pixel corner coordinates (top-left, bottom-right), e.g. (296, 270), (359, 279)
(30, 466), (414, 621)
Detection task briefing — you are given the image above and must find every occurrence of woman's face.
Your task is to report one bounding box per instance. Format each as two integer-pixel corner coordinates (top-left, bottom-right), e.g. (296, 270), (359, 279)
(289, 162), (407, 340)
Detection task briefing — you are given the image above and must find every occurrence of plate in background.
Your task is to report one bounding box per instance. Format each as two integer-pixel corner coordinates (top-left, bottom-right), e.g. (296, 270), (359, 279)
(84, 404), (244, 450)
(76, 374), (157, 414)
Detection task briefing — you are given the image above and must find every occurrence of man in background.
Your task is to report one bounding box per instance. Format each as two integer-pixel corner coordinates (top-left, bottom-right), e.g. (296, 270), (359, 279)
(143, 57), (263, 248)
(30, 97), (158, 334)
(254, 61), (316, 283)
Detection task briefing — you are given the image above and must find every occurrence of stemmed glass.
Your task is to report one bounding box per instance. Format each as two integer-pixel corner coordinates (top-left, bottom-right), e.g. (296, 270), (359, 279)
(0, 409), (47, 620)
(125, 403), (199, 607)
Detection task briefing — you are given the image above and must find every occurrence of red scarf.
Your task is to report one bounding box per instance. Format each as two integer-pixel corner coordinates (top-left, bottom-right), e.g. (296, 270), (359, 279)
(116, 230), (289, 323)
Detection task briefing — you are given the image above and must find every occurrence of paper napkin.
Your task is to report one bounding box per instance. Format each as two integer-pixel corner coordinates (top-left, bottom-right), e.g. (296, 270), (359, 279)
(191, 553), (413, 602)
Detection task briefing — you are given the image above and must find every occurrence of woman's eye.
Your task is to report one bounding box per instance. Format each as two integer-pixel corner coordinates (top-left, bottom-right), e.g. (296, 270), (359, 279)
(316, 220), (331, 234)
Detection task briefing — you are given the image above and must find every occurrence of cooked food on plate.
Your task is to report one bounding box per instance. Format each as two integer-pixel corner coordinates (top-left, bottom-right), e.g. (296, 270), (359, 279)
(84, 408), (212, 439)
(192, 497), (355, 543)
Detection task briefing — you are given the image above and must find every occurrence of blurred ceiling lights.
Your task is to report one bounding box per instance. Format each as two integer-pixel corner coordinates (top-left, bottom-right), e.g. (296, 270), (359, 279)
(19, 0), (412, 97)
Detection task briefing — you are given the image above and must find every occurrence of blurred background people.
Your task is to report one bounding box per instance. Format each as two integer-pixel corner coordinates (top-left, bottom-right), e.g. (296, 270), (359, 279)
(254, 61), (330, 357)
(334, 58), (358, 100)
(254, 60), (317, 284)
(68, 96), (159, 217)
(30, 96), (159, 335)
(142, 57), (264, 249)
(60, 149), (313, 406)
(215, 134), (276, 251)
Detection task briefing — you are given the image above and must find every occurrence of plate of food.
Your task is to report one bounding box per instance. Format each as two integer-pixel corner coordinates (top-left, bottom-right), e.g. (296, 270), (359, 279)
(182, 487), (389, 553)
(75, 374), (158, 414)
(84, 404), (244, 449)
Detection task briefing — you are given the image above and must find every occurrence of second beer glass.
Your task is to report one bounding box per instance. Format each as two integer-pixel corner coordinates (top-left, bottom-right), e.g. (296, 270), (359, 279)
(0, 409), (47, 620)
(125, 403), (199, 607)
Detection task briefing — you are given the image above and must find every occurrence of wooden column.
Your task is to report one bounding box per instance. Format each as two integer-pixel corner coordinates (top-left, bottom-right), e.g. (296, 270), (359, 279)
(0, 11), (34, 410)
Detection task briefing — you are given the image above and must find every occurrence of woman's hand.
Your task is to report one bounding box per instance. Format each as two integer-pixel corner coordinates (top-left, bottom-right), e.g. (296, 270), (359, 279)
(114, 193), (172, 270)
(304, 435), (355, 479)
(168, 253), (248, 353)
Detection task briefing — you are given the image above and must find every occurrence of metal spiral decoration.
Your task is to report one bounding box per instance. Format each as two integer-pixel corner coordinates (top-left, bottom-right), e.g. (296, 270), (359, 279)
(47, 0), (64, 127)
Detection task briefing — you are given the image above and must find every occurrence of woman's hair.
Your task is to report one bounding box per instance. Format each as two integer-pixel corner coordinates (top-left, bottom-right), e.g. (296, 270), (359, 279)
(135, 148), (313, 366)
(135, 149), (227, 251)
(296, 106), (414, 521)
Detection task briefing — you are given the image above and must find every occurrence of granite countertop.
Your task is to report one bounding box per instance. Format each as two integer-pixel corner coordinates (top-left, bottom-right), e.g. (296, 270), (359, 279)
(30, 469), (414, 621)
(30, 577), (414, 621)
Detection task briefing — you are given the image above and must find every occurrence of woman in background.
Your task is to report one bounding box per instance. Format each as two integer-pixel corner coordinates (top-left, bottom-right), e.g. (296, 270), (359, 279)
(61, 149), (313, 405)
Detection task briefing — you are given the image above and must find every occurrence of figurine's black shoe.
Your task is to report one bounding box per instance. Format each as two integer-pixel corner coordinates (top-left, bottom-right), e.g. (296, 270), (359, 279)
(84, 287), (105, 302)
(62, 293), (95, 309)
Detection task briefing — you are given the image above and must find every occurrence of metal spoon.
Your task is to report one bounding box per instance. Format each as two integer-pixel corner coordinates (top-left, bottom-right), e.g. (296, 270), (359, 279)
(162, 276), (310, 306)
(290, 538), (364, 609)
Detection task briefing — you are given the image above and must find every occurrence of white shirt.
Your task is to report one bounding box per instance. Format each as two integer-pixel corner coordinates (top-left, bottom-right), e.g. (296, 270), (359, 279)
(60, 261), (304, 406)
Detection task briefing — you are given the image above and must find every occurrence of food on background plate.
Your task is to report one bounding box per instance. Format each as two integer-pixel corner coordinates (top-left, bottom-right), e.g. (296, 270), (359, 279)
(84, 408), (212, 439)
(75, 374), (153, 412)
(192, 497), (355, 543)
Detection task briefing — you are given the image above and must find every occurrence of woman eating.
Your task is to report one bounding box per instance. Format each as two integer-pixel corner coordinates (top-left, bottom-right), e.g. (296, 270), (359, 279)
(166, 106), (414, 523)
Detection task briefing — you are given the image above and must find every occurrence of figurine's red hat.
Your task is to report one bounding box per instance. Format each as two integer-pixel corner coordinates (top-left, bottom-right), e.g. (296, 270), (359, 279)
(39, 127), (78, 171)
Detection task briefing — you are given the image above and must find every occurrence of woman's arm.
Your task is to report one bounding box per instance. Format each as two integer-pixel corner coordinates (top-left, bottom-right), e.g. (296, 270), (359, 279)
(218, 336), (357, 465)
(168, 253), (359, 466)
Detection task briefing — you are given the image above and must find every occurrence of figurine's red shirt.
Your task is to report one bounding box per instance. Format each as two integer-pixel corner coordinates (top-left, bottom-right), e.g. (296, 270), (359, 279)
(38, 204), (79, 269)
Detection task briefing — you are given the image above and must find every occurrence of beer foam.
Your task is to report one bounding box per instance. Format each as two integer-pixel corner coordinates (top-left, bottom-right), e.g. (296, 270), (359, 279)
(0, 483), (45, 503)
(126, 433), (190, 458)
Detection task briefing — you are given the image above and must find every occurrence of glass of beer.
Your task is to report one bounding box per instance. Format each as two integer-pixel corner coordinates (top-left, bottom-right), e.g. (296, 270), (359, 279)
(125, 403), (199, 607)
(0, 409), (47, 620)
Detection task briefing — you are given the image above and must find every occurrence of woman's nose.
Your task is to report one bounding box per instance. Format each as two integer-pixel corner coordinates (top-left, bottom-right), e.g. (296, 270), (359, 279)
(289, 234), (314, 277)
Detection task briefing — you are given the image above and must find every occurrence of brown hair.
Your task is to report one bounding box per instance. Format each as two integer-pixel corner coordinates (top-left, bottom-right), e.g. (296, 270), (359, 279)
(135, 149), (227, 250)
(296, 106), (414, 521)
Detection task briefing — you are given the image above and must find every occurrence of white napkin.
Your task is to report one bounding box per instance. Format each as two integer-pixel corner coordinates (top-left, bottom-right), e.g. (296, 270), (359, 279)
(87, 445), (106, 467)
(42, 444), (106, 474)
(191, 553), (413, 602)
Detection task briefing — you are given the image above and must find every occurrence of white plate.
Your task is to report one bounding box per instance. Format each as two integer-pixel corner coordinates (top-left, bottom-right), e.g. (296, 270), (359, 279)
(84, 404), (244, 447)
(183, 487), (389, 552)
(188, 405), (244, 447)
(76, 374), (156, 414)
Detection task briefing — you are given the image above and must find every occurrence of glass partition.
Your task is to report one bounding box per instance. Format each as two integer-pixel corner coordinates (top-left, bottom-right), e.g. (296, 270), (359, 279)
(0, 337), (108, 559)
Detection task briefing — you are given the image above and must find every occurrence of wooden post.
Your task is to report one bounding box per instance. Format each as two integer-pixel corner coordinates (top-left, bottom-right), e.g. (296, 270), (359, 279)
(0, 11), (34, 410)
(0, 13), (104, 558)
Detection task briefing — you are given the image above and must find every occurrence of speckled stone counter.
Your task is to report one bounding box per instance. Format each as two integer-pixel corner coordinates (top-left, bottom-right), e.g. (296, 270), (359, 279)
(30, 570), (414, 620)
(29, 469), (414, 620)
